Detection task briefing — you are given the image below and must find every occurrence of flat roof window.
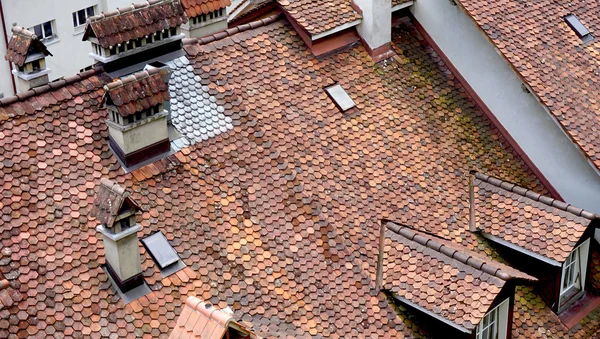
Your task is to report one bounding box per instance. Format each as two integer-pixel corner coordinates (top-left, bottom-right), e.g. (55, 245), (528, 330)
(564, 14), (593, 43)
(141, 231), (180, 269)
(325, 84), (356, 112)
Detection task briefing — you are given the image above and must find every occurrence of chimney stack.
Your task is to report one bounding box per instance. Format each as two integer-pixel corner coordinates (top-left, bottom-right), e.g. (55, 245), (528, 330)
(5, 26), (53, 93)
(180, 0), (231, 38)
(353, 0), (394, 62)
(92, 179), (144, 292)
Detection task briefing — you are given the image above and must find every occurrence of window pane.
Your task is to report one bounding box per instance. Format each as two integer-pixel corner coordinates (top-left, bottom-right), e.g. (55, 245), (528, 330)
(78, 10), (86, 26)
(86, 6), (95, 17)
(43, 21), (52, 38)
(33, 24), (42, 38)
(72, 12), (78, 27)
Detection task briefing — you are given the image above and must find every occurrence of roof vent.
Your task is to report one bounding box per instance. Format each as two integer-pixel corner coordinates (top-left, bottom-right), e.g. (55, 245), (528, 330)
(325, 83), (356, 112)
(564, 14), (593, 43)
(5, 26), (53, 93)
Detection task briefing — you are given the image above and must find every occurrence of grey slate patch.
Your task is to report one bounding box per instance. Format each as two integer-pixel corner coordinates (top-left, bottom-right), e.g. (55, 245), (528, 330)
(165, 56), (233, 145)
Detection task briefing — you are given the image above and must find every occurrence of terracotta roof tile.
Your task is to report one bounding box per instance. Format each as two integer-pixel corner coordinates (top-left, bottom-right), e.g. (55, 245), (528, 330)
(474, 172), (594, 263)
(83, 0), (188, 48)
(392, 0), (412, 7)
(456, 0), (600, 172)
(181, 0), (231, 18)
(4, 26), (52, 67)
(277, 0), (361, 36)
(102, 68), (170, 117)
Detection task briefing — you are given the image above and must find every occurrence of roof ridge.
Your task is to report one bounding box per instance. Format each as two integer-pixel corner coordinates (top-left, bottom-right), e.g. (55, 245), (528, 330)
(472, 170), (597, 220)
(88, 0), (170, 23)
(10, 26), (36, 39)
(386, 222), (514, 281)
(182, 12), (281, 47)
(104, 67), (161, 91)
(0, 66), (102, 107)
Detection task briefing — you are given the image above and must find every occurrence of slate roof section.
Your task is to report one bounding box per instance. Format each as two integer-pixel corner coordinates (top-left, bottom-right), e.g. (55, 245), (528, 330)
(383, 222), (535, 332)
(181, 0), (231, 18)
(83, 0), (188, 48)
(2, 15), (599, 339)
(277, 0), (361, 36)
(165, 56), (233, 144)
(474, 172), (596, 263)
(456, 0), (600, 172)
(5, 26), (52, 67)
(103, 68), (170, 117)
(169, 296), (253, 339)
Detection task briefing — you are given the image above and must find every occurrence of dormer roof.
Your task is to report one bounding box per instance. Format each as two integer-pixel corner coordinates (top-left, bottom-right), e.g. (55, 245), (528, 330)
(102, 67), (170, 117)
(474, 172), (597, 263)
(383, 222), (536, 333)
(82, 0), (188, 49)
(91, 178), (140, 228)
(181, 0), (231, 18)
(5, 26), (52, 67)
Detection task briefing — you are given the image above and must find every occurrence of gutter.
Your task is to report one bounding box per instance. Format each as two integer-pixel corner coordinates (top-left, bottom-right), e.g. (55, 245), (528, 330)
(0, 0), (17, 95)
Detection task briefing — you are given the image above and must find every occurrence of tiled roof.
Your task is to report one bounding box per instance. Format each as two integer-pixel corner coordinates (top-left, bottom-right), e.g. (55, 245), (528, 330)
(169, 296), (253, 338)
(103, 68), (170, 117)
(0, 273), (21, 312)
(2, 14), (600, 338)
(277, 0), (361, 36)
(383, 222), (535, 332)
(456, 0), (600, 171)
(5, 26), (52, 67)
(181, 0), (231, 18)
(474, 172), (595, 263)
(83, 0), (188, 48)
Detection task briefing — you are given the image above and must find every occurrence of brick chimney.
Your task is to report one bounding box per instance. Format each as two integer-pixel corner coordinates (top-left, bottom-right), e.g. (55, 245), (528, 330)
(180, 0), (231, 38)
(92, 178), (144, 292)
(353, 0), (394, 62)
(102, 67), (172, 169)
(4, 26), (53, 93)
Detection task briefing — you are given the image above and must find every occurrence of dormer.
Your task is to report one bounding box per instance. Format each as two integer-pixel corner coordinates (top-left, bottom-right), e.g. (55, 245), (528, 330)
(472, 172), (600, 326)
(180, 0), (230, 38)
(82, 0), (188, 71)
(102, 67), (172, 169)
(4, 26), (53, 93)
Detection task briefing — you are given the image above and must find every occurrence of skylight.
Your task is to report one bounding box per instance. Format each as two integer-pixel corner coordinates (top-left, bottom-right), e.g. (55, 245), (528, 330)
(141, 231), (180, 269)
(564, 14), (593, 43)
(325, 84), (356, 112)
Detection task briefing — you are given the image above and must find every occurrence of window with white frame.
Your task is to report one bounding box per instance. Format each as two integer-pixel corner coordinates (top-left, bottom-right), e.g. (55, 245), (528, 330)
(30, 21), (55, 42)
(559, 239), (590, 310)
(73, 6), (95, 28)
(476, 298), (510, 339)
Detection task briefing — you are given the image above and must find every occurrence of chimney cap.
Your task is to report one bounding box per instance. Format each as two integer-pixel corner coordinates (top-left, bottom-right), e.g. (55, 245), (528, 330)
(5, 26), (52, 67)
(91, 178), (140, 228)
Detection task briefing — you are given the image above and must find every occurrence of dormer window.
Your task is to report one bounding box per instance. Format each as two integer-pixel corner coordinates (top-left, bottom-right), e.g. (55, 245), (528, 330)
(475, 299), (510, 339)
(559, 239), (590, 311)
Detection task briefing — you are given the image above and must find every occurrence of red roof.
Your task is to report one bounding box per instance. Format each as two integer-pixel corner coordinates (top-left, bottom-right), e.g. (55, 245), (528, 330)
(5, 26), (52, 67)
(277, 0), (361, 36)
(181, 0), (232, 18)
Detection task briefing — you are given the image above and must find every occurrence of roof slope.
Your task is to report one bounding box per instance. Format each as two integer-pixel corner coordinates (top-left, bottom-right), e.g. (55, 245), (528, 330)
(456, 0), (600, 171)
(5, 26), (52, 67)
(383, 223), (535, 332)
(181, 0), (231, 17)
(474, 172), (595, 263)
(3, 16), (599, 338)
(277, 0), (360, 35)
(83, 0), (188, 48)
(103, 68), (170, 117)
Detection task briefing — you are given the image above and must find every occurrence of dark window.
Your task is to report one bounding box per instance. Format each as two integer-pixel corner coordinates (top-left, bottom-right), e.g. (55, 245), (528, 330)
(209, 11), (213, 19)
(146, 35), (153, 44)
(163, 29), (169, 39)
(135, 38), (143, 48)
(135, 111), (142, 121)
(127, 116), (134, 124)
(73, 6), (95, 27)
(109, 46), (117, 55)
(127, 40), (134, 50)
(120, 216), (130, 229)
(155, 32), (162, 41)
(31, 60), (41, 72)
(141, 232), (180, 269)
(565, 14), (593, 42)
(170, 27), (176, 36)
(118, 44), (125, 53)
(30, 20), (54, 41)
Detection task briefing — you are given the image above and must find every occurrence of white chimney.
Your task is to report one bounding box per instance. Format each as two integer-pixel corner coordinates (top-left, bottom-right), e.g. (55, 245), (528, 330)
(5, 26), (53, 93)
(353, 0), (394, 61)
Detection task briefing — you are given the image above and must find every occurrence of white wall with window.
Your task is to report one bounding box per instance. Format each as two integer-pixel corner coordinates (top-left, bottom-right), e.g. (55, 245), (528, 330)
(476, 298), (510, 339)
(559, 239), (590, 312)
(73, 6), (96, 33)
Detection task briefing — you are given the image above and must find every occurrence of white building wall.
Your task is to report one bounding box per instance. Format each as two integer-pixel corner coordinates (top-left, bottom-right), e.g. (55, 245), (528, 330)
(0, 22), (12, 98)
(0, 0), (134, 96)
(412, 0), (600, 214)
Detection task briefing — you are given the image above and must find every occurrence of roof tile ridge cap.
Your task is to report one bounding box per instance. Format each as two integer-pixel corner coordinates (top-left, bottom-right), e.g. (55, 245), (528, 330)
(0, 68), (99, 107)
(474, 171), (597, 220)
(185, 295), (203, 310)
(209, 307), (234, 327)
(183, 12), (281, 47)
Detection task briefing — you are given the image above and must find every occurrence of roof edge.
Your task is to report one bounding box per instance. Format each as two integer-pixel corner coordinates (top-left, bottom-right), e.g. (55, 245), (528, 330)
(0, 66), (102, 108)
(182, 12), (281, 49)
(472, 171), (597, 220)
(385, 221), (535, 282)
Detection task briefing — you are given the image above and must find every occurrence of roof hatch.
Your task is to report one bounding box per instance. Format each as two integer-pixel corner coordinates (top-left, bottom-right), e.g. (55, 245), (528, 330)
(325, 83), (356, 112)
(564, 14), (593, 43)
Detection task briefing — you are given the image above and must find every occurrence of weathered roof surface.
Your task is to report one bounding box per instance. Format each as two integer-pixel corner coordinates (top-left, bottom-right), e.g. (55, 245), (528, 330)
(383, 222), (535, 332)
(83, 0), (188, 48)
(277, 0), (360, 36)
(1, 14), (599, 338)
(5, 26), (52, 67)
(456, 0), (600, 172)
(181, 0), (231, 17)
(103, 68), (170, 117)
(474, 172), (595, 263)
(169, 296), (253, 339)
(0, 272), (21, 312)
